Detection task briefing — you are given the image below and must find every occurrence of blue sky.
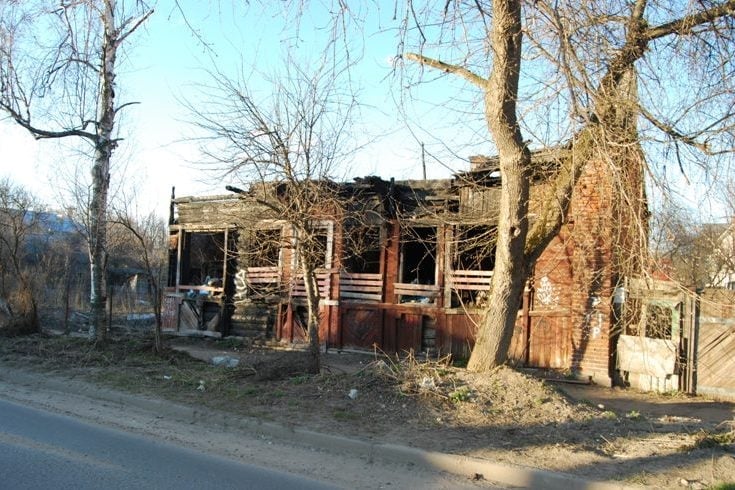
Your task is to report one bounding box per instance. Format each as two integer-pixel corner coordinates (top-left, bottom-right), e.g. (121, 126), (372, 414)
(0, 1), (729, 221)
(0, 1), (489, 217)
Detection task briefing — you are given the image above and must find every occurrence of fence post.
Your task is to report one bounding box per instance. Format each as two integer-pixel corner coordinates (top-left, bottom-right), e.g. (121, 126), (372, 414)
(686, 288), (702, 395)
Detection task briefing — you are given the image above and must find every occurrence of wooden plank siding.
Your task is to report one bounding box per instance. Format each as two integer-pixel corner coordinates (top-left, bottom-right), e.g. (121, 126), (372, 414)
(162, 292), (182, 331)
(396, 313), (423, 352)
(393, 283), (441, 302)
(340, 306), (384, 349)
(444, 312), (479, 359)
(528, 314), (572, 369)
(244, 266), (280, 284)
(696, 318), (735, 400)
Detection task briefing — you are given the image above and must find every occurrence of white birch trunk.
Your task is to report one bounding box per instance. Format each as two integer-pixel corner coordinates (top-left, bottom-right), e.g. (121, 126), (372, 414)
(88, 0), (117, 343)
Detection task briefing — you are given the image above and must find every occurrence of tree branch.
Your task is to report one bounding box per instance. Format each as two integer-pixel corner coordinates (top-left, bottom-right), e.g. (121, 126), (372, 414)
(638, 104), (732, 156)
(404, 52), (489, 89)
(114, 101), (140, 115)
(117, 9), (154, 46)
(645, 0), (735, 40)
(1, 103), (96, 141)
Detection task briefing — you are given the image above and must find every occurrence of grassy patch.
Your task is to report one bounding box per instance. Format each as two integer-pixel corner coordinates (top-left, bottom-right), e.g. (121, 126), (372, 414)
(709, 484), (735, 490)
(215, 338), (245, 350)
(688, 430), (735, 450)
(449, 386), (472, 403)
(289, 374), (311, 385)
(333, 410), (358, 421)
(625, 410), (641, 420)
(601, 410), (618, 420)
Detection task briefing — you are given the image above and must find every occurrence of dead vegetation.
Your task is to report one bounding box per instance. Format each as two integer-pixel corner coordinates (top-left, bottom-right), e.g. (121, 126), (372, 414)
(0, 332), (733, 488)
(0, 289), (39, 338)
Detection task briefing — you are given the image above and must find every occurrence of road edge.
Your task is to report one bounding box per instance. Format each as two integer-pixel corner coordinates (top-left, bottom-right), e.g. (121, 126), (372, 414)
(0, 365), (639, 490)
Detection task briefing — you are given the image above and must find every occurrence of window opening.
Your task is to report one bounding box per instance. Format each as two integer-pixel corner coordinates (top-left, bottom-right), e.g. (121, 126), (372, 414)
(240, 227), (281, 300)
(291, 222), (333, 299)
(644, 302), (681, 340)
(296, 224), (331, 270)
(247, 228), (281, 268)
(397, 226), (438, 304)
(400, 227), (437, 285)
(182, 232), (226, 288)
(449, 226), (496, 308)
(343, 225), (381, 274)
(453, 226), (496, 271)
(623, 299), (681, 340)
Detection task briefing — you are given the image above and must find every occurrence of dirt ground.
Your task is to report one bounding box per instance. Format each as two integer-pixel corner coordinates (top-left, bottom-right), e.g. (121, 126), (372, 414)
(1, 324), (734, 489)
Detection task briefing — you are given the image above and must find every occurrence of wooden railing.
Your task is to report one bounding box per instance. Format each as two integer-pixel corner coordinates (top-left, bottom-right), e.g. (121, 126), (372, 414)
(291, 271), (331, 298)
(244, 266), (280, 285)
(236, 266), (281, 300)
(447, 270), (493, 290)
(340, 273), (383, 302)
(394, 282), (440, 303)
(170, 285), (224, 296)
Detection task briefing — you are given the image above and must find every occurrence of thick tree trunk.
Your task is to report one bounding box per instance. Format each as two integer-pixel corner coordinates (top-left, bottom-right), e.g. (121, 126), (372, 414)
(88, 164), (109, 343)
(406, 1), (733, 372)
(467, 2), (655, 371)
(467, 0), (529, 372)
(88, 0), (117, 344)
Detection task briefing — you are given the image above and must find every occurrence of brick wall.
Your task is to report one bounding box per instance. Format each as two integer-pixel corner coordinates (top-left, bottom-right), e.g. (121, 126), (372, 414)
(529, 157), (625, 384)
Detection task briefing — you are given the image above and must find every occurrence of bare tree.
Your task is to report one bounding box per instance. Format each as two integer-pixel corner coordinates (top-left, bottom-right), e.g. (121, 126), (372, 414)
(0, 178), (43, 335)
(395, 1), (735, 370)
(110, 198), (167, 353)
(652, 197), (735, 289)
(0, 0), (153, 343)
(191, 60), (358, 373)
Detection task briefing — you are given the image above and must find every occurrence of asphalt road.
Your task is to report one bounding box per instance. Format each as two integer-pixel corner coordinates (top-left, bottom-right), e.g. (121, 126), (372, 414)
(0, 398), (337, 490)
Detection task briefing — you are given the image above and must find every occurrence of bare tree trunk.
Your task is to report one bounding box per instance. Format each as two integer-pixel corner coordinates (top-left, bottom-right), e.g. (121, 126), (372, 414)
(467, 0), (529, 372)
(88, 0), (117, 344)
(88, 161), (110, 343)
(18, 274), (39, 335)
(301, 263), (321, 374)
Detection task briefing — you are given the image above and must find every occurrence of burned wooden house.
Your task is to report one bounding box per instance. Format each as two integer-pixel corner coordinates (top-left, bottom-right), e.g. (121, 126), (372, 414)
(164, 149), (647, 385)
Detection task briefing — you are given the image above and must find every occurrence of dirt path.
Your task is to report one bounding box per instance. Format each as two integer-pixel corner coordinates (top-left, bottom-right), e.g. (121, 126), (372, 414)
(557, 383), (735, 427)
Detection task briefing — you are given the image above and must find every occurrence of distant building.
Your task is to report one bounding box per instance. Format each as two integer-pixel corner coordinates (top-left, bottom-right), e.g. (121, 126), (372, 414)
(712, 220), (735, 290)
